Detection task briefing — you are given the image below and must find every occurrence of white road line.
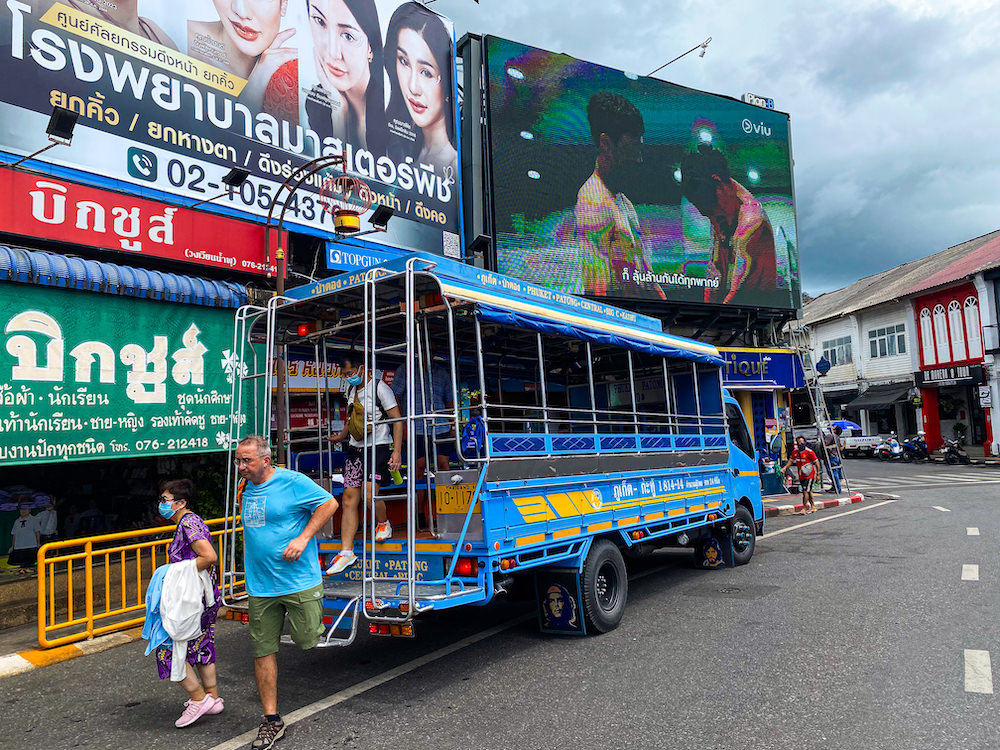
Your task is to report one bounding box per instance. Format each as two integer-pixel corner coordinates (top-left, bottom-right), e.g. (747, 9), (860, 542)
(962, 564), (980, 581)
(912, 476), (984, 483)
(933, 506), (951, 512)
(968, 527), (980, 536)
(965, 649), (994, 694)
(206, 613), (536, 750)
(206, 559), (677, 750)
(762, 499), (897, 538)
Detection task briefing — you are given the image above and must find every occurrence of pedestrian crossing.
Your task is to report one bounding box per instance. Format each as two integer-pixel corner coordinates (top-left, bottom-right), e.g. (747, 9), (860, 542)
(846, 471), (1000, 490)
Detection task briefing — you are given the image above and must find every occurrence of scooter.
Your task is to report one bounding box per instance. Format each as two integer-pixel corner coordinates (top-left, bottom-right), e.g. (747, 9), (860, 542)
(940, 437), (971, 465)
(875, 432), (905, 461)
(901, 432), (930, 462)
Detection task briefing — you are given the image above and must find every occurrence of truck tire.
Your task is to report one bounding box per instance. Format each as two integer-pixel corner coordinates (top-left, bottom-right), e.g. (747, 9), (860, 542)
(731, 506), (756, 566)
(581, 540), (628, 634)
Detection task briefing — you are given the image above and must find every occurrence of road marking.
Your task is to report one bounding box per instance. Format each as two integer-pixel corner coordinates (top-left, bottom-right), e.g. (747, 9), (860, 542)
(913, 473), (984, 482)
(206, 613), (536, 750)
(762, 499), (897, 538)
(965, 649), (994, 694)
(207, 561), (672, 750)
(933, 506), (951, 512)
(962, 564), (980, 581)
(968, 527), (980, 536)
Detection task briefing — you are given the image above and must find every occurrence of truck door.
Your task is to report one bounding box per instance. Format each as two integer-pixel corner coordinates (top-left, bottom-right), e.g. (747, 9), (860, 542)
(725, 401), (763, 519)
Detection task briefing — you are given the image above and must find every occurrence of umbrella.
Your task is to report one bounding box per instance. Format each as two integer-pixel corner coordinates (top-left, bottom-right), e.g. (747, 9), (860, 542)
(831, 419), (862, 431)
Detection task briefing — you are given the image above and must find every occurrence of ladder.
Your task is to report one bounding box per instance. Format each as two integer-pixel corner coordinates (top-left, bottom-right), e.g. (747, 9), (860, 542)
(787, 326), (851, 495)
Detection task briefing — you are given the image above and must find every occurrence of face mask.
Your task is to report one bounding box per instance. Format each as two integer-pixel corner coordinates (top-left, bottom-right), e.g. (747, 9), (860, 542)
(346, 374), (362, 387)
(158, 502), (175, 519)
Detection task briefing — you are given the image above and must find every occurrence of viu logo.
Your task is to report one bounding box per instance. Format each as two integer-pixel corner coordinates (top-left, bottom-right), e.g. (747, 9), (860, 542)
(741, 118), (772, 137)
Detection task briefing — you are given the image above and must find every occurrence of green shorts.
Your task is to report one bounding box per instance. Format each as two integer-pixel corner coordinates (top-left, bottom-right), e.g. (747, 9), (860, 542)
(248, 584), (325, 658)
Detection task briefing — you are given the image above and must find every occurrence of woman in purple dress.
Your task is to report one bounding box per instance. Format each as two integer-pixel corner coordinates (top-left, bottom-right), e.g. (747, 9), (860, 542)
(155, 479), (224, 728)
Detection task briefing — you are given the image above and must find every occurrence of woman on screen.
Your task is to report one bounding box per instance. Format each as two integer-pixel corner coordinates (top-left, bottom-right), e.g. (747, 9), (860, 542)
(187, 0), (297, 116)
(383, 2), (456, 176)
(303, 0), (386, 156)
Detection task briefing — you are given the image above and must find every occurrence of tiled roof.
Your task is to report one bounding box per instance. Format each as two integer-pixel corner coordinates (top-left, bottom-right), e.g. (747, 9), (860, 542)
(802, 229), (1000, 325)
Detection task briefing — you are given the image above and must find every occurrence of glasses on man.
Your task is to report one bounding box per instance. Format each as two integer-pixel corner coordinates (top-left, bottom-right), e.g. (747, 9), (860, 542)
(233, 457), (257, 466)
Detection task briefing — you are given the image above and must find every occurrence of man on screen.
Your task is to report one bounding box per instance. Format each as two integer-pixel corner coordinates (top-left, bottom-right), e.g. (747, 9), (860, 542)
(574, 92), (663, 299)
(681, 143), (778, 305)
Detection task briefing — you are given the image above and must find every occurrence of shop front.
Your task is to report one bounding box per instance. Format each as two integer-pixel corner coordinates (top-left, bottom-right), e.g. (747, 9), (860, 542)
(916, 364), (991, 451)
(843, 381), (917, 437)
(0, 246), (250, 538)
(719, 348), (806, 460)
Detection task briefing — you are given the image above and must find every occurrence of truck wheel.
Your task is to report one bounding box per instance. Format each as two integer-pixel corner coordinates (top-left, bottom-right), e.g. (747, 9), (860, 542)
(581, 540), (628, 634)
(731, 506), (756, 566)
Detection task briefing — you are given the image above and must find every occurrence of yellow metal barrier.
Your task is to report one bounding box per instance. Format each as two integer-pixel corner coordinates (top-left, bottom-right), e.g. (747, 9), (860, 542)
(36, 518), (243, 649)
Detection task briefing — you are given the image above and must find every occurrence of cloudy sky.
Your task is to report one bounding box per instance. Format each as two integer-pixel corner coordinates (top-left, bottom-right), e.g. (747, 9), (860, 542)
(441, 0), (1000, 297)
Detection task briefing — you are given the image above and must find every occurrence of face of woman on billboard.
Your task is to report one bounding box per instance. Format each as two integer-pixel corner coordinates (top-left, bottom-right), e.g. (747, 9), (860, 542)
(395, 27), (444, 130)
(309, 0), (371, 94)
(213, 0), (284, 58)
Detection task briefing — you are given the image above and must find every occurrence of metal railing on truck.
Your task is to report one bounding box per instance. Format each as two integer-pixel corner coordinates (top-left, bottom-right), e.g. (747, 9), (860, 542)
(36, 518), (243, 649)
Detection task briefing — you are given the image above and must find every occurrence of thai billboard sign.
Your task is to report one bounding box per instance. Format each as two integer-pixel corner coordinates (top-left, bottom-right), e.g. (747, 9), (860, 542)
(0, 167), (279, 274)
(0, 0), (459, 253)
(0, 283), (253, 465)
(484, 36), (800, 310)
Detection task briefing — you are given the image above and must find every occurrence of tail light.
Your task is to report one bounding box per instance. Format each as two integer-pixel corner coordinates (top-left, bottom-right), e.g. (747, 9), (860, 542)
(455, 557), (477, 576)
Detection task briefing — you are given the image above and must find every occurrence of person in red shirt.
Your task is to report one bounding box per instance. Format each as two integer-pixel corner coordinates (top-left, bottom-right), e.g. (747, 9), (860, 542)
(783, 435), (819, 514)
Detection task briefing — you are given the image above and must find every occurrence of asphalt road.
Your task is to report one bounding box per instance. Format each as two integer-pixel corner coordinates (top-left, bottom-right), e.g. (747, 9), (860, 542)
(5, 460), (1000, 750)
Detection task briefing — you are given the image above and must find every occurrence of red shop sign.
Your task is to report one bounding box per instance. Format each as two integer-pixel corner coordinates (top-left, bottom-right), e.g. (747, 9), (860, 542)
(0, 168), (283, 277)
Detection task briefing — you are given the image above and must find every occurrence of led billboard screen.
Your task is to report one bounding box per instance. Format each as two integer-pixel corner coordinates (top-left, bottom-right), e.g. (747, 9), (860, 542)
(0, 0), (460, 253)
(485, 37), (799, 310)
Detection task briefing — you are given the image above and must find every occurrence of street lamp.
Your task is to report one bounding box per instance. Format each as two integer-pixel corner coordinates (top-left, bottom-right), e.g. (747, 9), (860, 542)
(12, 106), (78, 166)
(647, 36), (712, 78)
(190, 168), (250, 207)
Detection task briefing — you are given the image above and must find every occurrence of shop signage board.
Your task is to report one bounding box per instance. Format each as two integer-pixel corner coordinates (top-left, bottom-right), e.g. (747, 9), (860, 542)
(0, 168), (279, 275)
(0, 0), (460, 255)
(719, 348), (805, 389)
(915, 364), (984, 387)
(0, 283), (258, 465)
(979, 385), (991, 407)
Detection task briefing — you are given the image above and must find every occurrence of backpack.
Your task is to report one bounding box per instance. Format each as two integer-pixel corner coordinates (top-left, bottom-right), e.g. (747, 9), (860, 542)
(347, 383), (385, 442)
(459, 415), (486, 458)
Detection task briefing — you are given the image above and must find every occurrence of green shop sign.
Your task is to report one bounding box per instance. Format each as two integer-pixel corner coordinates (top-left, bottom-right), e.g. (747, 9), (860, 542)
(0, 283), (248, 465)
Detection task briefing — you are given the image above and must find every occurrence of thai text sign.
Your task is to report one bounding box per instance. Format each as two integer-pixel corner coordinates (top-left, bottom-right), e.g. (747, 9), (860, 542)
(0, 168), (278, 275)
(0, 283), (248, 465)
(0, 0), (459, 252)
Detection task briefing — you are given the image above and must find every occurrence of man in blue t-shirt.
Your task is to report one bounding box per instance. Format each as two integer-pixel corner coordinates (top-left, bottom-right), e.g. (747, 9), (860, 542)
(235, 434), (338, 750)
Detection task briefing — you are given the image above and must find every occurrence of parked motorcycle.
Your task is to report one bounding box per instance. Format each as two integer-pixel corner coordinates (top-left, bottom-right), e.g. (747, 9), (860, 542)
(901, 432), (930, 463)
(875, 432), (905, 461)
(940, 437), (971, 465)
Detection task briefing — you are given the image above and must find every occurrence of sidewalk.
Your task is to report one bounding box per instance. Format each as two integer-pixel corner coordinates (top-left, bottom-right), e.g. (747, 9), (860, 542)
(762, 487), (866, 518)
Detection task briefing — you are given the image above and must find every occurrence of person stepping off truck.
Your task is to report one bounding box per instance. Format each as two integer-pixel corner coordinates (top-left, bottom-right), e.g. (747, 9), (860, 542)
(328, 353), (404, 574)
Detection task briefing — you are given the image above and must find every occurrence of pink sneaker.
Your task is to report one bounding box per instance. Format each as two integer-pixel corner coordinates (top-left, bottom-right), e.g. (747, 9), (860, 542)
(206, 696), (224, 715)
(175, 695), (217, 728)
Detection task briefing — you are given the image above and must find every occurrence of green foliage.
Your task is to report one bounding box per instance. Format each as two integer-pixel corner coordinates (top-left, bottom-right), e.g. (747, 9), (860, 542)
(193, 453), (230, 520)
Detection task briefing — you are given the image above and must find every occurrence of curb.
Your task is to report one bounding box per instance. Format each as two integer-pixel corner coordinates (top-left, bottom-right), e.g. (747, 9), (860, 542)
(764, 492), (865, 518)
(0, 627), (144, 680)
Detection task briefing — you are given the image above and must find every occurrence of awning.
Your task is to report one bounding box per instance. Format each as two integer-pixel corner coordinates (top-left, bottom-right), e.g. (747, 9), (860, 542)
(0, 245), (248, 308)
(845, 384), (911, 410)
(475, 304), (725, 366)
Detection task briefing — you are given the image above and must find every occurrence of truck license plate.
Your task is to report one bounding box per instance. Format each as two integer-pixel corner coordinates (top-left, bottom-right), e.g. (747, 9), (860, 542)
(435, 484), (478, 514)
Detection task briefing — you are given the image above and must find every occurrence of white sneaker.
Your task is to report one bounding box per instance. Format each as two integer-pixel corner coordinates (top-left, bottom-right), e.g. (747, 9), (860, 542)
(325, 551), (357, 575)
(374, 521), (392, 541)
